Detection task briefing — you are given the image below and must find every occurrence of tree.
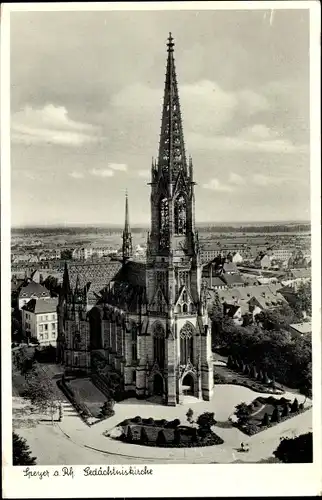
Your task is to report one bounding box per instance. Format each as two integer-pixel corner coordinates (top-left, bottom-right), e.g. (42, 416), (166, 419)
(13, 432), (36, 465)
(262, 371), (269, 384)
(273, 432), (313, 463)
(257, 369), (263, 382)
(282, 404), (290, 417)
(99, 399), (115, 418)
(196, 412), (217, 433)
(261, 412), (270, 427)
(126, 426), (134, 442)
(270, 407), (281, 423)
(186, 408), (194, 424)
(140, 426), (149, 445)
(234, 402), (251, 425)
(22, 364), (60, 424)
(250, 365), (257, 379)
(156, 430), (167, 446)
(227, 355), (233, 368)
(244, 364), (250, 376)
(291, 398), (299, 413)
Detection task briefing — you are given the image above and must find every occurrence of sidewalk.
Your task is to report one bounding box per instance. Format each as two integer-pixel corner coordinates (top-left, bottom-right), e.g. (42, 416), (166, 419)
(56, 395), (313, 463)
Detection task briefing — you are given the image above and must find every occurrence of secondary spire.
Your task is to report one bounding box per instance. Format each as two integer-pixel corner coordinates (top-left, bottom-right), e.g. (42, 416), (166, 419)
(122, 189), (133, 263)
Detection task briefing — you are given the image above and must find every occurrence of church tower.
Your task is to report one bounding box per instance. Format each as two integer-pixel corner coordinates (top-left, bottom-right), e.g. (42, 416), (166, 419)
(122, 190), (133, 262)
(141, 34), (214, 406)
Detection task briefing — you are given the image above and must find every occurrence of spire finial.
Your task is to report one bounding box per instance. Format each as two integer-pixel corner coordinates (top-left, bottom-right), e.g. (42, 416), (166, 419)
(167, 32), (174, 52)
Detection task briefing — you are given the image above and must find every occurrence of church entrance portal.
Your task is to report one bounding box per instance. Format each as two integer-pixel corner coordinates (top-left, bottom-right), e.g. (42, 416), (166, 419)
(182, 373), (194, 396)
(153, 373), (163, 396)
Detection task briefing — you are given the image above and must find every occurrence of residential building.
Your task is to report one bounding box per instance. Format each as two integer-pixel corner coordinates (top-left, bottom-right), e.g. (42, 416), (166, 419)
(18, 281), (51, 310)
(22, 298), (59, 345)
(289, 322), (312, 337)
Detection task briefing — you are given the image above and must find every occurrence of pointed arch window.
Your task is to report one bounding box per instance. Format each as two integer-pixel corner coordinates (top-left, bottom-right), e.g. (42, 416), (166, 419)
(159, 197), (169, 250)
(153, 323), (165, 368)
(174, 195), (186, 235)
(180, 323), (194, 365)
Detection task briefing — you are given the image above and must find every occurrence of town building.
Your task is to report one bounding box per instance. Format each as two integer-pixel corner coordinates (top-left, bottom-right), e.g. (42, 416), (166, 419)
(18, 281), (51, 310)
(57, 35), (214, 406)
(22, 298), (59, 345)
(289, 321), (312, 337)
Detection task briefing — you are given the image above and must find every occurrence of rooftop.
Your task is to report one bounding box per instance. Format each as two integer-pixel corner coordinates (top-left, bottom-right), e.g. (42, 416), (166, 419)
(18, 281), (51, 299)
(289, 322), (312, 334)
(22, 297), (58, 314)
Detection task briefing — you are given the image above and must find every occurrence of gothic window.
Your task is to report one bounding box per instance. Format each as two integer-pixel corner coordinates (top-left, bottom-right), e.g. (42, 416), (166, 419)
(157, 290), (164, 313)
(182, 303), (188, 313)
(180, 323), (194, 365)
(131, 324), (137, 361)
(153, 323), (165, 368)
(174, 195), (187, 235)
(182, 291), (188, 302)
(159, 197), (169, 250)
(73, 332), (81, 350)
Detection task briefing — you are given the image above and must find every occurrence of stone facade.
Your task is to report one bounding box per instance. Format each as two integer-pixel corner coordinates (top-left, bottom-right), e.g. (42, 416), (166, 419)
(57, 34), (213, 406)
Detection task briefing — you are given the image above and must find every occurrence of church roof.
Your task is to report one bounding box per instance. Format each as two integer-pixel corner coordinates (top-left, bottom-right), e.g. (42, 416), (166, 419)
(66, 260), (123, 302)
(99, 260), (147, 313)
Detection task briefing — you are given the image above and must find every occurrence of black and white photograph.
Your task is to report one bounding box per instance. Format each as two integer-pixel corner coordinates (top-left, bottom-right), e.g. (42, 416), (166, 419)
(1, 1), (321, 498)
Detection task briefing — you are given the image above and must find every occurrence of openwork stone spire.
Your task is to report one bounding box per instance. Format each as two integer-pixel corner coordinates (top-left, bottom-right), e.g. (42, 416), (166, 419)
(156, 32), (187, 181)
(122, 190), (133, 262)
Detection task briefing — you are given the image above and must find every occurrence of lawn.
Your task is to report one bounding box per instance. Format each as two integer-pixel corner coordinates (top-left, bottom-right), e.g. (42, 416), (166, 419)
(68, 378), (107, 418)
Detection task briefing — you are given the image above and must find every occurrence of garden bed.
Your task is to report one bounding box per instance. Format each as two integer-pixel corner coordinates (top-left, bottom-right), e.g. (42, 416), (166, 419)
(109, 416), (224, 448)
(214, 364), (284, 395)
(57, 378), (115, 425)
(234, 396), (311, 436)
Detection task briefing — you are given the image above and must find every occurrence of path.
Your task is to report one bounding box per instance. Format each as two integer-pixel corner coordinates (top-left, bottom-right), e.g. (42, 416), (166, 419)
(15, 383), (311, 465)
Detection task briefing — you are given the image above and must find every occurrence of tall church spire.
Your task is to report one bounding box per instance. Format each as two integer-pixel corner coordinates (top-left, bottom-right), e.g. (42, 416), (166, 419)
(155, 32), (188, 183)
(122, 190), (132, 262)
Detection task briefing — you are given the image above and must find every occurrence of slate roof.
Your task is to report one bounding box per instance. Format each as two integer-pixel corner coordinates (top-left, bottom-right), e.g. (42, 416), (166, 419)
(100, 260), (147, 313)
(221, 274), (245, 286)
(22, 297), (58, 314)
(67, 259), (123, 302)
(290, 269), (311, 280)
(19, 281), (51, 299)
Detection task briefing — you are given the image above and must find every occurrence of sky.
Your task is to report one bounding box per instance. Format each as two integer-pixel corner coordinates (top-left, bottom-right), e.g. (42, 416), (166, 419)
(10, 8), (310, 227)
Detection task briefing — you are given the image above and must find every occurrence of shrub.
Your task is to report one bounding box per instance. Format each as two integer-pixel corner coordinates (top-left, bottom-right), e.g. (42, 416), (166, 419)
(156, 430), (167, 446)
(120, 419), (130, 426)
(232, 378), (238, 384)
(140, 426), (149, 445)
(196, 412), (217, 432)
(262, 412), (270, 427)
(126, 426), (134, 442)
(213, 372), (226, 384)
(291, 398), (299, 413)
(147, 418), (155, 426)
(270, 407), (281, 423)
(159, 419), (167, 427)
(299, 403), (304, 410)
(133, 416), (142, 424)
(248, 403), (255, 413)
(186, 408), (194, 424)
(244, 423), (259, 436)
(253, 399), (261, 408)
(282, 404), (290, 417)
(173, 427), (181, 445)
(169, 418), (181, 428)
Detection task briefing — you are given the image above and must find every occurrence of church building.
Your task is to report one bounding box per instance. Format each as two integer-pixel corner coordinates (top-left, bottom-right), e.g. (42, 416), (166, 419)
(57, 34), (214, 406)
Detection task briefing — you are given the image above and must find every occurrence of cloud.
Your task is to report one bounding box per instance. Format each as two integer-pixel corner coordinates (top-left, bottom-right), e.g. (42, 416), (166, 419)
(90, 168), (114, 178)
(202, 178), (234, 192)
(108, 163), (127, 172)
(137, 169), (150, 179)
(229, 172), (245, 185)
(252, 174), (286, 186)
(187, 123), (307, 154)
(11, 104), (101, 146)
(69, 171), (84, 179)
